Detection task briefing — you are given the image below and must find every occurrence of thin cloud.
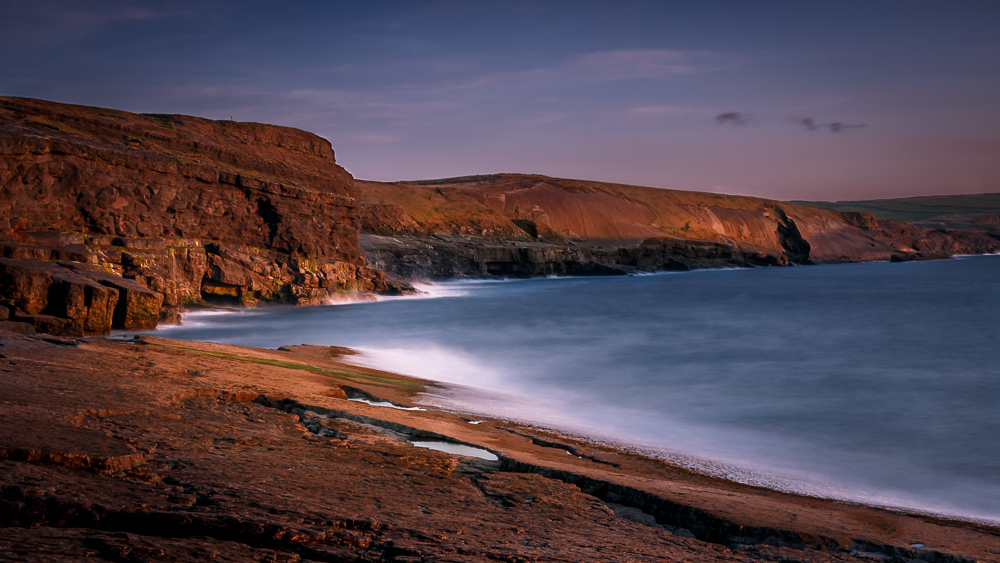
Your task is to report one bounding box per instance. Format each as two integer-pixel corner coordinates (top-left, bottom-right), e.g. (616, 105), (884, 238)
(511, 112), (568, 126)
(338, 133), (401, 143)
(793, 117), (865, 133)
(828, 121), (865, 133)
(715, 112), (753, 126)
(795, 117), (821, 131)
(0, 1), (195, 46)
(101, 82), (469, 132)
(430, 49), (738, 94)
(569, 49), (732, 81)
(629, 105), (704, 118)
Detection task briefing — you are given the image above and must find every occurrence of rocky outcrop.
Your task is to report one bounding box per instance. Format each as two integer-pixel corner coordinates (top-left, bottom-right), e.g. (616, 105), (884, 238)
(793, 211), (1000, 263)
(0, 259), (118, 336)
(0, 257), (164, 335)
(0, 98), (358, 262)
(839, 211), (1000, 256)
(357, 175), (1000, 279)
(0, 97), (408, 335)
(363, 235), (632, 279)
(0, 232), (404, 335)
(362, 234), (789, 280)
(2, 332), (997, 563)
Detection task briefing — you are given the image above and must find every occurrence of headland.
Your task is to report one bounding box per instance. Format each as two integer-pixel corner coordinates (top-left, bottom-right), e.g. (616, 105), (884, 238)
(3, 97), (999, 336)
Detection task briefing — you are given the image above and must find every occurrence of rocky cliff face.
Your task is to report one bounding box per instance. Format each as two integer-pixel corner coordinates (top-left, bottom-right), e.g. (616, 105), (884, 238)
(3, 98), (995, 331)
(361, 234), (787, 280)
(357, 175), (1000, 279)
(0, 97), (401, 336)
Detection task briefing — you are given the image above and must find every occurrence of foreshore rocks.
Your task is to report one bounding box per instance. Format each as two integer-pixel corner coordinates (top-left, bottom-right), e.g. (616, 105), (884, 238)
(0, 257), (142, 336)
(0, 97), (409, 336)
(0, 233), (403, 336)
(2, 332), (998, 562)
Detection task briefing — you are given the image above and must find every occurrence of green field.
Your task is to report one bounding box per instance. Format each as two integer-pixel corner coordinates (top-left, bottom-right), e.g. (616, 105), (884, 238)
(789, 193), (1000, 223)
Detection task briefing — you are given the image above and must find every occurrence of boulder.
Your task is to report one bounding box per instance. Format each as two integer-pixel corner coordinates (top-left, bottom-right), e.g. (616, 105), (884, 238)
(0, 320), (35, 335)
(78, 271), (164, 331)
(889, 251), (950, 262)
(159, 306), (183, 325)
(0, 259), (52, 314)
(11, 313), (78, 337)
(0, 259), (119, 334)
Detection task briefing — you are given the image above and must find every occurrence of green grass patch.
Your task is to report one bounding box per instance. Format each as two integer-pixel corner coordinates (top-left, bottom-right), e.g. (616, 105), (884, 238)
(789, 194), (1000, 222)
(400, 174), (503, 185)
(24, 116), (77, 135)
(152, 343), (424, 390)
(144, 113), (177, 129)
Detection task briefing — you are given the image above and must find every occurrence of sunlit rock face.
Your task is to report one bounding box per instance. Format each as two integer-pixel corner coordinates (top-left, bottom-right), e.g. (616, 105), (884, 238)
(0, 97), (403, 334)
(355, 175), (1000, 279)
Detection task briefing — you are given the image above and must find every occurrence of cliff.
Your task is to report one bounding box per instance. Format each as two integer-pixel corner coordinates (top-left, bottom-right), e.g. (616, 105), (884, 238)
(357, 175), (1000, 279)
(0, 97), (402, 336)
(791, 193), (1000, 235)
(3, 96), (997, 335)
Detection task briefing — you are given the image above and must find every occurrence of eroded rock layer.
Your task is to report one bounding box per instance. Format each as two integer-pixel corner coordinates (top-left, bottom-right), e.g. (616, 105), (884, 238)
(0, 97), (402, 334)
(357, 175), (1000, 279)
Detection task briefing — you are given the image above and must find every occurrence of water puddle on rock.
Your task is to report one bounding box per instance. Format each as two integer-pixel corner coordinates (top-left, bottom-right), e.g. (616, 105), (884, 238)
(410, 440), (498, 461)
(347, 398), (425, 411)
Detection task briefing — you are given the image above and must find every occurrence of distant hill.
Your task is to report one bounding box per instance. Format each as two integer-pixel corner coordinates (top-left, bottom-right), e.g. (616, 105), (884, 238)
(790, 194), (1000, 234)
(354, 174), (1000, 279)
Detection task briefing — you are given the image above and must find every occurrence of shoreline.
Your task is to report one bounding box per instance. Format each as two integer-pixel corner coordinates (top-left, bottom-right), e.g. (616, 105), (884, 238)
(150, 263), (1000, 531)
(414, 379), (1000, 530)
(5, 327), (996, 561)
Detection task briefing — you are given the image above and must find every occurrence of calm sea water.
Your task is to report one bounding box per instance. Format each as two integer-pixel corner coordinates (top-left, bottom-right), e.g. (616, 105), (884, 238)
(153, 255), (1000, 523)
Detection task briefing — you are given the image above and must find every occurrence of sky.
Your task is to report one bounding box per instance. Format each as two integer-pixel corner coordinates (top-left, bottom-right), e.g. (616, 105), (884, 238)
(2, 1), (999, 201)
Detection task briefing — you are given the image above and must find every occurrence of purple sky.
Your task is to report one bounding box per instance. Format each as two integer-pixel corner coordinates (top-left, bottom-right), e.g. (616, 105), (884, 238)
(2, 1), (999, 200)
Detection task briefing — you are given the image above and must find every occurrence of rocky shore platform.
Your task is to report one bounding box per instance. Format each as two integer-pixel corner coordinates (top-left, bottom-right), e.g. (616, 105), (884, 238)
(2, 327), (997, 562)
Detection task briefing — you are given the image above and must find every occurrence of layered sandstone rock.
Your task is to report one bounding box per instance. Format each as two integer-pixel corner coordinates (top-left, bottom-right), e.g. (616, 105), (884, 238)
(357, 175), (1000, 279)
(0, 259), (119, 336)
(0, 97), (406, 334)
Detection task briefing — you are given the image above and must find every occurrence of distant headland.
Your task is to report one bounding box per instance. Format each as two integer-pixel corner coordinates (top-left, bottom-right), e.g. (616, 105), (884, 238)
(2, 96), (998, 336)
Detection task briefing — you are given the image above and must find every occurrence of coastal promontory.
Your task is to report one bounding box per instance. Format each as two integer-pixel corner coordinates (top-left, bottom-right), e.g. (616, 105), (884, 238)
(3, 98), (999, 336)
(0, 97), (403, 336)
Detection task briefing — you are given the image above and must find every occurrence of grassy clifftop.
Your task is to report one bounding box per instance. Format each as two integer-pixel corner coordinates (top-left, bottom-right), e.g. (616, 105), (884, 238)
(791, 193), (1000, 233)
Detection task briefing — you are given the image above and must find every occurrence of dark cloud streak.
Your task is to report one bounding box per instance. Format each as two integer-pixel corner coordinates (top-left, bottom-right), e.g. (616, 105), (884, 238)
(793, 117), (865, 133)
(714, 112), (752, 126)
(828, 122), (865, 133)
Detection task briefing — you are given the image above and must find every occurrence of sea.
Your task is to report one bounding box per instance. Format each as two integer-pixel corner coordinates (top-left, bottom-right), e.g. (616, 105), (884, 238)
(151, 255), (1000, 524)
